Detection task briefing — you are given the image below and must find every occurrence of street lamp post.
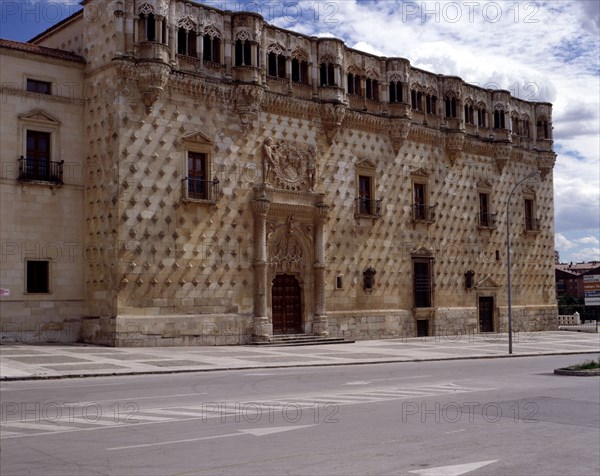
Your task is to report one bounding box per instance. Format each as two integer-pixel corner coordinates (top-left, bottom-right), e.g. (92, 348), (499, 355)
(506, 170), (539, 354)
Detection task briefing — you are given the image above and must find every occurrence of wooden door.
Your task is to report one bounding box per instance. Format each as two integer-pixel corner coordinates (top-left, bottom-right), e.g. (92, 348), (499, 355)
(272, 274), (302, 334)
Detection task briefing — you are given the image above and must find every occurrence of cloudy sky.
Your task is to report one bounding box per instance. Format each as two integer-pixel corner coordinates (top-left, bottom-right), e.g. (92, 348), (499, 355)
(2, 0), (599, 263)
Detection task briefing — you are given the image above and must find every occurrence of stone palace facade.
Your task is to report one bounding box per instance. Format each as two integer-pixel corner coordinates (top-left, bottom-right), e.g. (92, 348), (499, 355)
(0, 0), (558, 345)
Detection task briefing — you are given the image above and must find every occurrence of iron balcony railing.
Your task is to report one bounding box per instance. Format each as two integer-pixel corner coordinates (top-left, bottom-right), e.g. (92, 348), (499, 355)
(183, 177), (220, 202)
(355, 198), (382, 217)
(478, 212), (498, 228)
(525, 217), (541, 231)
(18, 156), (63, 184)
(412, 204), (436, 222)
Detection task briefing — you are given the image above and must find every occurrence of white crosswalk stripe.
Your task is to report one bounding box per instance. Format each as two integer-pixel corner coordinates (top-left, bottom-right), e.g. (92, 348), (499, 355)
(0, 382), (493, 439)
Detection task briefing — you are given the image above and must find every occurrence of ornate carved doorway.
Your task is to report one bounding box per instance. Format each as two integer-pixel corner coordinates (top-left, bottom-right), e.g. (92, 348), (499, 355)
(272, 274), (302, 334)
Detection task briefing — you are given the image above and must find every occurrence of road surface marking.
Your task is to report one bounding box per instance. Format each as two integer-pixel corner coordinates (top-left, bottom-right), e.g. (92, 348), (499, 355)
(409, 460), (498, 476)
(106, 425), (316, 451)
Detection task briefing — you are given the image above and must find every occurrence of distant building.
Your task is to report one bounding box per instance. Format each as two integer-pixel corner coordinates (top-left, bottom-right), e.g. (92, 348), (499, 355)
(0, 0), (558, 346)
(555, 262), (600, 301)
(555, 268), (584, 299)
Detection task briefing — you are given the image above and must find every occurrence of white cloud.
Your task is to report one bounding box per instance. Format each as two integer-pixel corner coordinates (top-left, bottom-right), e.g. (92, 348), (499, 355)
(567, 247), (600, 263)
(576, 236), (600, 246)
(555, 233), (576, 250)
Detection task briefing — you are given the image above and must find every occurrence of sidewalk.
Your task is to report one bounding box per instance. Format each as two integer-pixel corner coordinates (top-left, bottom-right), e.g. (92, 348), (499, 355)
(1, 331), (598, 381)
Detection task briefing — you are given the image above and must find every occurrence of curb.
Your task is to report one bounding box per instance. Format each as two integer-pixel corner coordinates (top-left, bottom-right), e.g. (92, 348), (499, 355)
(554, 368), (600, 376)
(2, 350), (599, 382)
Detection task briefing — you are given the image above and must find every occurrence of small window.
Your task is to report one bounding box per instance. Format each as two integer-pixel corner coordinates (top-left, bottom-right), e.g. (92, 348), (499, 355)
(336, 275), (343, 290)
(291, 58), (309, 84)
(22, 130), (54, 181)
(347, 73), (361, 96)
(268, 51), (286, 78)
(320, 63), (335, 86)
(355, 161), (380, 217)
(203, 35), (221, 62)
(537, 119), (550, 139)
(188, 152), (209, 200)
(26, 260), (49, 293)
(412, 182), (433, 221)
(178, 28), (197, 56)
(425, 94), (436, 114)
(389, 81), (403, 103)
(146, 13), (156, 41)
(358, 175), (373, 214)
(478, 192), (496, 227)
(411, 90), (423, 111)
(524, 198), (539, 231)
(477, 108), (487, 127)
(494, 109), (506, 129)
(465, 105), (475, 125)
(445, 96), (457, 118)
(27, 79), (51, 95)
(366, 78), (378, 101)
(235, 40), (255, 66)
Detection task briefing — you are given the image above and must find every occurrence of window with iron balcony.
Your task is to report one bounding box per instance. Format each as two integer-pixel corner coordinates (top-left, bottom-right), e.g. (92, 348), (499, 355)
(18, 130), (63, 184)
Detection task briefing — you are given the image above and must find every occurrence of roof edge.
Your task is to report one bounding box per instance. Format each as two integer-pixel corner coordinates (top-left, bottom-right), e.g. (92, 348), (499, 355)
(29, 8), (84, 44)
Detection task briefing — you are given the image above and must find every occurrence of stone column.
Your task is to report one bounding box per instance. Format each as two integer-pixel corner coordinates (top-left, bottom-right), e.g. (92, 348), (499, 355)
(156, 17), (163, 44)
(133, 15), (139, 43)
(114, 7), (125, 56)
(197, 33), (203, 63)
(252, 197), (272, 341)
(313, 203), (329, 336)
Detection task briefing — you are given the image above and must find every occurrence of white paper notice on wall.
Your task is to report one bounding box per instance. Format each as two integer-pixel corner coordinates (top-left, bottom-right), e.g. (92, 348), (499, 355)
(0, 288), (10, 297)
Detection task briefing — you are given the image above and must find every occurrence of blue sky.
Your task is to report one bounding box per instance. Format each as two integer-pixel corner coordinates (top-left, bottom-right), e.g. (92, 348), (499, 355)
(1, 0), (599, 263)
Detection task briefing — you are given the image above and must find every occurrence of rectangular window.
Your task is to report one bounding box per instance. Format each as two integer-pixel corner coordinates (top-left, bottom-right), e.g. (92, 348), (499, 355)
(188, 152), (208, 200)
(26, 260), (49, 293)
(291, 58), (308, 84)
(358, 175), (372, 215)
(26, 79), (51, 95)
(25, 130), (51, 180)
(524, 198), (537, 230)
(414, 260), (432, 308)
(413, 183), (426, 219)
(479, 193), (490, 226)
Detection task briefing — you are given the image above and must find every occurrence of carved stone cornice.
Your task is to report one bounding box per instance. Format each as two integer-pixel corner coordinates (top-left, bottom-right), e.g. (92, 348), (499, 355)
(116, 59), (170, 114)
(234, 83), (264, 132)
(494, 141), (512, 173)
(344, 110), (388, 134)
(262, 92), (319, 119)
(445, 131), (465, 165)
(408, 125), (444, 147)
(462, 137), (496, 158)
(389, 117), (411, 155)
(170, 74), (232, 104)
(537, 151), (556, 180)
(320, 103), (347, 144)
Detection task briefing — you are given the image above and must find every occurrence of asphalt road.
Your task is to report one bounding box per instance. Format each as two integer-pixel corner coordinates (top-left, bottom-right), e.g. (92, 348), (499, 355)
(1, 354), (599, 476)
